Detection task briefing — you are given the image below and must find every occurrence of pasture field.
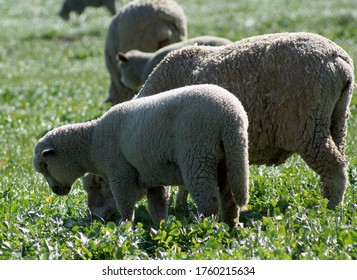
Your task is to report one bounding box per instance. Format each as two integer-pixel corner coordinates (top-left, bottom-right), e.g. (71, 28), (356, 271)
(0, 0), (356, 260)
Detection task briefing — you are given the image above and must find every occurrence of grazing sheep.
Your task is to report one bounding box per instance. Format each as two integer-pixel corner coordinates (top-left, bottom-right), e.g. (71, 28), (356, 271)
(85, 0), (187, 217)
(137, 32), (355, 206)
(33, 84), (249, 227)
(105, 0), (187, 105)
(59, 0), (117, 20)
(82, 173), (119, 221)
(117, 36), (233, 90)
(82, 173), (189, 221)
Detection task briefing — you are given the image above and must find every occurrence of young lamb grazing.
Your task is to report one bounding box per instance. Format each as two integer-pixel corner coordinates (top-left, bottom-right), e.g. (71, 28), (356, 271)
(117, 36), (233, 90)
(105, 0), (187, 105)
(82, 173), (188, 221)
(137, 32), (355, 207)
(59, 0), (117, 20)
(84, 0), (187, 215)
(82, 173), (119, 221)
(33, 84), (249, 228)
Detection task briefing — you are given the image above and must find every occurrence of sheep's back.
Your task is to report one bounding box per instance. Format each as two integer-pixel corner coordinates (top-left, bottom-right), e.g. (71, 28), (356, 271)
(138, 32), (354, 164)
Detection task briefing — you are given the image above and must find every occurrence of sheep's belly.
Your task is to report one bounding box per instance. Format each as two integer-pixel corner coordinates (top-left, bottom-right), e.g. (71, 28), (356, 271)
(138, 163), (184, 187)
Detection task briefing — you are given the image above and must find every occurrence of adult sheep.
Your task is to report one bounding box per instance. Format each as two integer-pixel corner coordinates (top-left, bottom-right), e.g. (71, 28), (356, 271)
(136, 32), (355, 206)
(105, 0), (187, 105)
(117, 36), (233, 90)
(33, 84), (249, 228)
(59, 0), (117, 20)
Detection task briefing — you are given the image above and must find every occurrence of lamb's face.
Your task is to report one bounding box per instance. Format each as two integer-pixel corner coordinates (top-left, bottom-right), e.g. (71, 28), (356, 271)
(117, 52), (143, 90)
(33, 137), (79, 196)
(82, 174), (118, 221)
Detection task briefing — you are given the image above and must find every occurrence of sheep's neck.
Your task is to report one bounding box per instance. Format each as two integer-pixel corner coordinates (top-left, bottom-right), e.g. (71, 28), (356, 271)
(67, 121), (97, 175)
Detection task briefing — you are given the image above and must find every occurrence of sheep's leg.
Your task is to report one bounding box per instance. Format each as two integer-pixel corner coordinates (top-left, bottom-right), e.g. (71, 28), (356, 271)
(217, 160), (239, 228)
(330, 86), (351, 156)
(180, 158), (220, 218)
(146, 186), (170, 227)
(108, 167), (141, 224)
(105, 0), (116, 15)
(299, 136), (348, 206)
(174, 185), (189, 211)
(219, 185), (238, 228)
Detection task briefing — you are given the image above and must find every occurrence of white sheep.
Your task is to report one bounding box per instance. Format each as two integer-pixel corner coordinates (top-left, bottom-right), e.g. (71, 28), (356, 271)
(136, 32), (355, 206)
(33, 84), (250, 227)
(86, 0), (187, 218)
(105, 0), (187, 105)
(117, 36), (233, 90)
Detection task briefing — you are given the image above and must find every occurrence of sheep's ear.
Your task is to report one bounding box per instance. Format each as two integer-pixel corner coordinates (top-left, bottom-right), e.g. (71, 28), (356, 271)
(116, 52), (128, 62)
(41, 148), (55, 158)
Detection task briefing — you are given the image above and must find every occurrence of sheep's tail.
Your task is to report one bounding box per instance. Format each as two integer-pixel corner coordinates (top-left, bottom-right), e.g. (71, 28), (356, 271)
(220, 118), (250, 208)
(330, 54), (355, 155)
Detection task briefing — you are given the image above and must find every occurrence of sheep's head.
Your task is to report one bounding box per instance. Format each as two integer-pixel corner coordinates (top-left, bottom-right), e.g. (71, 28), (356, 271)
(33, 132), (82, 196)
(82, 174), (118, 221)
(116, 51), (144, 91)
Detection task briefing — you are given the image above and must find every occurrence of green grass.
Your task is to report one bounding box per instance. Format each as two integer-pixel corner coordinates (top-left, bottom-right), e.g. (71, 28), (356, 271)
(0, 0), (356, 260)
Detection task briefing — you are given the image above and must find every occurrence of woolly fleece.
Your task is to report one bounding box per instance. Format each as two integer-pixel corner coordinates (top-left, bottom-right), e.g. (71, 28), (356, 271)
(33, 84), (249, 227)
(137, 32), (355, 205)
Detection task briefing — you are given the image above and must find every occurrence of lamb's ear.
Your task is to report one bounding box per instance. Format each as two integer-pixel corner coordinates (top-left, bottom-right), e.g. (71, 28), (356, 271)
(116, 52), (128, 62)
(41, 148), (56, 158)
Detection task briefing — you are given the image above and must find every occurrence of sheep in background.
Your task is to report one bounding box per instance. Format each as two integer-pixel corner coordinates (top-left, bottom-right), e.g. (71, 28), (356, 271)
(117, 36), (233, 90)
(33, 85), (249, 228)
(105, 0), (187, 105)
(137, 32), (355, 207)
(59, 0), (118, 20)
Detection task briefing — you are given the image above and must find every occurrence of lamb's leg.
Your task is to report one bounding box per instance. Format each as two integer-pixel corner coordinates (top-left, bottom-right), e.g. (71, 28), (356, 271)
(147, 186), (170, 227)
(105, 0), (116, 15)
(217, 160), (239, 228)
(180, 158), (220, 218)
(299, 135), (348, 206)
(108, 168), (141, 224)
(330, 82), (352, 155)
(174, 185), (189, 211)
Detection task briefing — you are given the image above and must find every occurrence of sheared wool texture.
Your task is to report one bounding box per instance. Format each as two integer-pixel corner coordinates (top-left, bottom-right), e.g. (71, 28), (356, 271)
(137, 32), (355, 205)
(33, 85), (249, 227)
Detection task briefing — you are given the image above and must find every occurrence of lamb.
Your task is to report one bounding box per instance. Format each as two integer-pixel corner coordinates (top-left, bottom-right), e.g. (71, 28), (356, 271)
(105, 0), (187, 105)
(82, 173), (189, 221)
(136, 32), (355, 207)
(58, 0), (117, 20)
(82, 173), (118, 221)
(33, 84), (249, 228)
(86, 0), (187, 218)
(117, 36), (233, 90)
